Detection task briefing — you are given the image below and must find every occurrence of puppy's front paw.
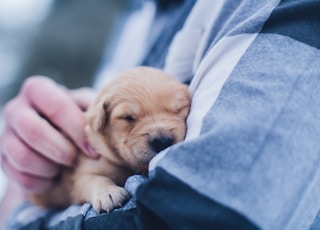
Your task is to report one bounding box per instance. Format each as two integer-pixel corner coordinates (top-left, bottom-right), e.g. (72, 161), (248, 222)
(91, 186), (130, 213)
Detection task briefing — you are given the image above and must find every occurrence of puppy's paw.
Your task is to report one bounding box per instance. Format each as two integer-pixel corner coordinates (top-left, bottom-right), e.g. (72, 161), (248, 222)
(91, 186), (130, 213)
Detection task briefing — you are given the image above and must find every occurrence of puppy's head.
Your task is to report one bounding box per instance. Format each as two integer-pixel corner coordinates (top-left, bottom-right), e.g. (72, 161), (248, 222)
(85, 67), (191, 173)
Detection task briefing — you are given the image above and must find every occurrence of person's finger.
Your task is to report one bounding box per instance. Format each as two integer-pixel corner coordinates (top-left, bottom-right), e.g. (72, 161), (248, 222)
(4, 98), (78, 167)
(1, 155), (53, 193)
(1, 127), (60, 178)
(68, 87), (97, 111)
(21, 77), (99, 158)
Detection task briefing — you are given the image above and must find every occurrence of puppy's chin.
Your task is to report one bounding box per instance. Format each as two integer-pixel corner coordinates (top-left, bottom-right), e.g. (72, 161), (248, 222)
(117, 146), (154, 173)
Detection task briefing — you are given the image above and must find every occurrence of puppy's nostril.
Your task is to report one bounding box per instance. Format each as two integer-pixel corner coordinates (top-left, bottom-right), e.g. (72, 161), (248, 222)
(149, 136), (174, 153)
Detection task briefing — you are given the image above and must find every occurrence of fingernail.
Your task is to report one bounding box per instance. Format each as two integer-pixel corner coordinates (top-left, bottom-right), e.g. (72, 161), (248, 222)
(85, 143), (100, 158)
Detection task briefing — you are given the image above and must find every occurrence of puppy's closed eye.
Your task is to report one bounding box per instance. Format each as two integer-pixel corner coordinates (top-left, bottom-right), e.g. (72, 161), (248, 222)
(121, 115), (135, 122)
(113, 102), (139, 124)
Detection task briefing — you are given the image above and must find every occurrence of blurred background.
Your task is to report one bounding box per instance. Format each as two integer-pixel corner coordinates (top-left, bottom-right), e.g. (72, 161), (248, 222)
(0, 0), (128, 200)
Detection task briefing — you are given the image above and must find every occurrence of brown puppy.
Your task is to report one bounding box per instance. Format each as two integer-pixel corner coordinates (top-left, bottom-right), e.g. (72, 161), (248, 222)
(30, 66), (191, 213)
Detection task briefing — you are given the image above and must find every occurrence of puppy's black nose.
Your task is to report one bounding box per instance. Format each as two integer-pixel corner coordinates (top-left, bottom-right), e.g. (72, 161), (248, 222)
(149, 136), (174, 153)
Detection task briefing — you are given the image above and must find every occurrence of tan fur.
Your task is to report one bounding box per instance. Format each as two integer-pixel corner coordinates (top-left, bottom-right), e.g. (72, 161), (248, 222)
(30, 67), (191, 212)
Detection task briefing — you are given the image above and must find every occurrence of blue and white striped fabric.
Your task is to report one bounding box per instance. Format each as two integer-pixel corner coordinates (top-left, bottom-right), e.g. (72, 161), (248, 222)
(4, 0), (320, 229)
(152, 0), (320, 229)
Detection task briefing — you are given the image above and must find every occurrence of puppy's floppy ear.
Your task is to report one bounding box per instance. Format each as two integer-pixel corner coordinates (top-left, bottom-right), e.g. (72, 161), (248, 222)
(97, 102), (110, 133)
(87, 99), (111, 133)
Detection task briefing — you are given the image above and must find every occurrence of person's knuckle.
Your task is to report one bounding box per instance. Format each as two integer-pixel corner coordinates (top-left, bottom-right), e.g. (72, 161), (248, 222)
(22, 177), (52, 192)
(12, 149), (31, 170)
(45, 97), (67, 121)
(17, 116), (42, 143)
(3, 98), (18, 119)
(0, 155), (7, 170)
(19, 176), (38, 191)
(1, 159), (38, 191)
(19, 173), (51, 192)
(22, 76), (48, 93)
(54, 146), (76, 165)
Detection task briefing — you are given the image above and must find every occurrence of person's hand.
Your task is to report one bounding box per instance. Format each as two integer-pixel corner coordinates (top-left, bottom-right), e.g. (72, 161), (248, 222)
(0, 76), (99, 193)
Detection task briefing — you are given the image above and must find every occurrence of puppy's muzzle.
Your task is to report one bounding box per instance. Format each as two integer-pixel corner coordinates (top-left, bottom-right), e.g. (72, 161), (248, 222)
(148, 135), (174, 153)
